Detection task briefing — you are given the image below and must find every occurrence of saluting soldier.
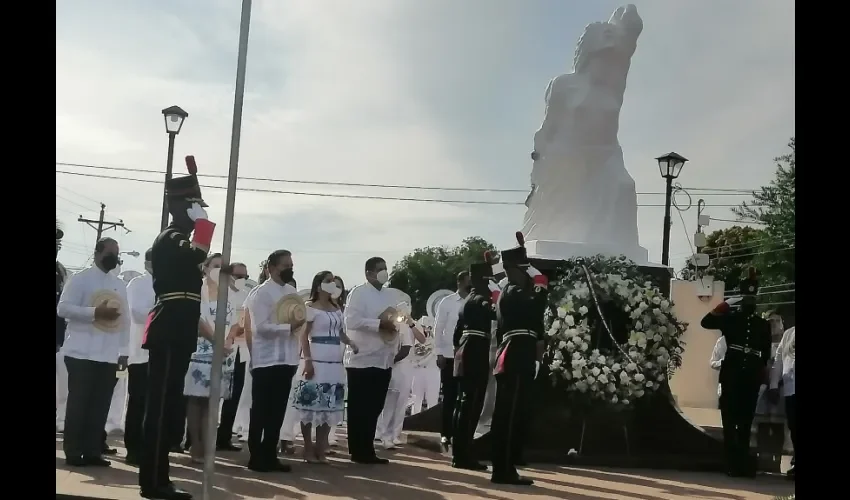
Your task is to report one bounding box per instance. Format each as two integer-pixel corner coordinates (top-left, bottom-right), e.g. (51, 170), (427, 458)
(139, 157), (216, 500)
(701, 267), (771, 478)
(451, 252), (501, 471)
(490, 232), (549, 486)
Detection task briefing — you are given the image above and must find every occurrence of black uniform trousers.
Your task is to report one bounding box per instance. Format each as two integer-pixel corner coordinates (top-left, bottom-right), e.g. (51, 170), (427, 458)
(124, 362), (149, 457)
(248, 363), (297, 465)
(218, 350), (246, 445)
(346, 367), (392, 460)
(63, 357), (118, 459)
(785, 394), (796, 465)
(490, 368), (534, 479)
(440, 361), (458, 441)
(719, 378), (761, 473)
(139, 347), (192, 491)
(451, 373), (488, 463)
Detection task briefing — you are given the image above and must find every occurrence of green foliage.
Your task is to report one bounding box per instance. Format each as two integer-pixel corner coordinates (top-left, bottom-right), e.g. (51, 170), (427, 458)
(388, 236), (497, 317)
(684, 226), (768, 290)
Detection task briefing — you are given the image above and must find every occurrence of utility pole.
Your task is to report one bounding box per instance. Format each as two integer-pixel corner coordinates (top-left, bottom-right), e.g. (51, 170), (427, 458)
(78, 203), (128, 246)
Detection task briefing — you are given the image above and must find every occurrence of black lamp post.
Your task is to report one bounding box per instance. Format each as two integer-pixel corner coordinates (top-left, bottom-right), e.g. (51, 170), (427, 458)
(656, 152), (688, 267)
(159, 105), (189, 231)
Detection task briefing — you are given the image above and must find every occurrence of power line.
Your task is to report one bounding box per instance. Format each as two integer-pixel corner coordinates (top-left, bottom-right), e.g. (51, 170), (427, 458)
(55, 169), (765, 208)
(709, 217), (766, 225)
(56, 194), (93, 213)
(57, 161), (764, 196)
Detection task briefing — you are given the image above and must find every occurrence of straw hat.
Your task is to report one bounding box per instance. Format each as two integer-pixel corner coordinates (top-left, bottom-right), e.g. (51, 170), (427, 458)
(91, 289), (123, 333)
(275, 293), (307, 325)
(378, 306), (401, 344)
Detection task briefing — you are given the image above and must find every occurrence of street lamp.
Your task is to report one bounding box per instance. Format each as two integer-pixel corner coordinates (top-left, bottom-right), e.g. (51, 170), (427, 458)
(159, 105), (189, 230)
(656, 152), (688, 267)
(120, 250), (140, 258)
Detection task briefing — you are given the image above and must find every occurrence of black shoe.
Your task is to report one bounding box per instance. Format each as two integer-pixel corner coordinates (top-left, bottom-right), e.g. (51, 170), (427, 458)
(102, 446), (118, 455)
(452, 460), (488, 471)
(514, 458), (528, 467)
(247, 460), (273, 472)
(84, 456), (111, 467)
(491, 475), (534, 486)
(440, 437), (450, 452)
(216, 442), (242, 452)
(351, 455), (390, 465)
(786, 465), (795, 480)
(169, 445), (185, 454)
(140, 484), (193, 500)
(65, 456), (87, 467)
(125, 452), (140, 466)
(272, 460), (292, 472)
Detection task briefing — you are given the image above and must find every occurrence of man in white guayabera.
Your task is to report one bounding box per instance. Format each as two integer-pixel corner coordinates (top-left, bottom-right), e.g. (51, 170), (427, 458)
(523, 4), (644, 256)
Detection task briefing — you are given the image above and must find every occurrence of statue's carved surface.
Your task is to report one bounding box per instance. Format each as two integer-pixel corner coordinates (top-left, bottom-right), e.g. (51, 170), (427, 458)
(522, 5), (645, 257)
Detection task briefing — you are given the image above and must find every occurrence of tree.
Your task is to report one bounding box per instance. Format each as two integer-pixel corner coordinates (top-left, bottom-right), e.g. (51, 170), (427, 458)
(732, 137), (795, 288)
(683, 226), (767, 291)
(389, 236), (497, 317)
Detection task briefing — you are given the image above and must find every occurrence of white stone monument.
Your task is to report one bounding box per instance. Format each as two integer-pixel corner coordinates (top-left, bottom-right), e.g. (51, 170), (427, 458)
(521, 4), (649, 264)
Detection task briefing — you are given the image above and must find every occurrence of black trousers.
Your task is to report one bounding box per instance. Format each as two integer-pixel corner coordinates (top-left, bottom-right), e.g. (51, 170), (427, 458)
(452, 374), (488, 463)
(440, 361), (457, 440)
(139, 347), (192, 491)
(346, 367), (392, 460)
(490, 369), (534, 479)
(785, 394), (796, 465)
(63, 357), (117, 459)
(719, 380), (760, 473)
(218, 351), (246, 445)
(124, 363), (149, 456)
(248, 364), (296, 465)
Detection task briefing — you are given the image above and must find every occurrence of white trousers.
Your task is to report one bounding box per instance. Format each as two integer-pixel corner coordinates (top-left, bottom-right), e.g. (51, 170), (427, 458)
(280, 383), (301, 441)
(377, 363), (414, 442)
(56, 350), (68, 429)
(105, 376), (128, 432)
(410, 364), (441, 414)
(234, 365), (253, 434)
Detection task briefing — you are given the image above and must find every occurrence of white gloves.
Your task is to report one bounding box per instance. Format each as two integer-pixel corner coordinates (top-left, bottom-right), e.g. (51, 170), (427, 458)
(187, 202), (208, 221)
(535, 361), (540, 378)
(526, 265), (542, 279)
(488, 281), (500, 292)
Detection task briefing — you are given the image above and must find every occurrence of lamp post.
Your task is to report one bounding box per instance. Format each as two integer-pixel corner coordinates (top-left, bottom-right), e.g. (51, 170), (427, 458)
(159, 105), (189, 231)
(656, 152), (688, 267)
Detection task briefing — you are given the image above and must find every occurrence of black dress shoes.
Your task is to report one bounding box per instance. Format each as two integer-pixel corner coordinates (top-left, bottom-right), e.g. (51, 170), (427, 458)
(491, 475), (534, 486)
(350, 455), (390, 465)
(65, 456), (87, 467)
(140, 484), (193, 500)
(451, 460), (488, 471)
(102, 446), (118, 456)
(216, 442), (242, 452)
(125, 452), (140, 466)
(84, 456), (111, 467)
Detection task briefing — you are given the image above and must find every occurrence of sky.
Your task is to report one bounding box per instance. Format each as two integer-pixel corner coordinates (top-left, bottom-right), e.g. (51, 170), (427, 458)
(56, 0), (795, 288)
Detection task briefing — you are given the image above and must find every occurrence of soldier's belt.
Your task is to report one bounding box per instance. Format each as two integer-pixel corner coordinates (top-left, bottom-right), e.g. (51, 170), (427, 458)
(727, 344), (760, 357)
(501, 329), (536, 342)
(461, 329), (489, 339)
(157, 292), (202, 304)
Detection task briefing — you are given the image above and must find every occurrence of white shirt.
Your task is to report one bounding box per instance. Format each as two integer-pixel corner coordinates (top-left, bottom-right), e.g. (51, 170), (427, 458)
(343, 283), (401, 369)
(394, 324), (415, 367)
(126, 272), (154, 365)
(433, 292), (466, 358)
(58, 266), (130, 364)
(709, 336), (726, 397)
(412, 335), (437, 369)
(230, 286), (251, 361)
(246, 279), (300, 369)
(770, 326), (796, 396)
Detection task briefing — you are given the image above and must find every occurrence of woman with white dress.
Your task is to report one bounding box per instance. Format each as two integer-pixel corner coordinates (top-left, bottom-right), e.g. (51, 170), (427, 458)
(183, 254), (237, 463)
(292, 271), (357, 463)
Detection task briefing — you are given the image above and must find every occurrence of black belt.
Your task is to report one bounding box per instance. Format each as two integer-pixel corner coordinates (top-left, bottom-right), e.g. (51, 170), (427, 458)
(156, 292), (202, 304)
(461, 329), (489, 339)
(727, 344), (760, 357)
(500, 329), (536, 346)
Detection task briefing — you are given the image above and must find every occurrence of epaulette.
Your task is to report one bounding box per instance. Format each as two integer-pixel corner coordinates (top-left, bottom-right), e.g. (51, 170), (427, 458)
(166, 229), (192, 248)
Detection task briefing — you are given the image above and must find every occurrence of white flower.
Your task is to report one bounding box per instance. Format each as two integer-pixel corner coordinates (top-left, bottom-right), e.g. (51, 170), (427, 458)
(565, 315), (575, 327)
(591, 367), (601, 377)
(580, 342), (588, 351)
(558, 340), (567, 350)
(572, 352), (582, 360)
(554, 351), (563, 361)
(611, 395), (619, 404)
(572, 369), (582, 379)
(622, 399), (630, 406)
(611, 363), (621, 372)
(652, 296), (661, 305)
(637, 339), (647, 349)
(645, 381), (654, 388)
(645, 362), (655, 370)
(653, 334), (663, 342)
(552, 319), (562, 331)
(576, 381), (588, 392)
(548, 327), (558, 337)
(656, 374), (666, 382)
(619, 371), (631, 383)
(597, 374), (609, 384)
(635, 389), (645, 398)
(660, 299), (670, 310)
(597, 355), (606, 365)
(634, 373), (645, 382)
(586, 375), (597, 385)
(607, 383), (617, 393)
(557, 307), (567, 318)
(578, 305), (589, 316)
(571, 359), (582, 368)
(551, 360), (562, 370)
(634, 321), (643, 330)
(625, 362), (637, 372)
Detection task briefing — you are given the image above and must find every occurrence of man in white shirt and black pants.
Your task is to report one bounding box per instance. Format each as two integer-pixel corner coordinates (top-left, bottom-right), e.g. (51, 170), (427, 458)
(433, 272), (471, 451)
(768, 326), (795, 480)
(245, 250), (302, 473)
(124, 249), (155, 465)
(216, 262), (251, 451)
(57, 237), (130, 467)
(343, 257), (400, 464)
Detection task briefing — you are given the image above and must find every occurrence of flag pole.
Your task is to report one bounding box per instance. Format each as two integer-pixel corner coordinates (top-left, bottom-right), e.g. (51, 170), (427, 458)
(204, 0), (253, 499)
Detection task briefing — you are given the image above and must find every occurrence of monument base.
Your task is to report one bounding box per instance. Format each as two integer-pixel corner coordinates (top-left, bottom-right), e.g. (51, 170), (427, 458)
(404, 260), (725, 472)
(525, 239), (651, 267)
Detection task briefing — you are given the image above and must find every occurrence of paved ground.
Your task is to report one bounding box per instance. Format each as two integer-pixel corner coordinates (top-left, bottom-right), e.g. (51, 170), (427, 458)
(56, 430), (795, 500)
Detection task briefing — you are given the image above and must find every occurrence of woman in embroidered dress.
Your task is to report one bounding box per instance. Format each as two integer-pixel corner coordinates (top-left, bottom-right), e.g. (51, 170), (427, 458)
(292, 271), (357, 463)
(183, 253), (237, 463)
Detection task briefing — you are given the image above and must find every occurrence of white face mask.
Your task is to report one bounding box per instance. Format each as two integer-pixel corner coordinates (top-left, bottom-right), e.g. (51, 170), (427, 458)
(320, 282), (341, 298)
(233, 278), (246, 291)
(376, 269), (389, 285)
(209, 267), (221, 283)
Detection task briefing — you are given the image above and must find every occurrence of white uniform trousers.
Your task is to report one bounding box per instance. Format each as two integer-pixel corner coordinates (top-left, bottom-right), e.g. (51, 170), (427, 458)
(105, 376), (127, 433)
(280, 383), (301, 441)
(410, 364), (440, 414)
(377, 362), (414, 443)
(234, 366), (253, 437)
(56, 349), (69, 431)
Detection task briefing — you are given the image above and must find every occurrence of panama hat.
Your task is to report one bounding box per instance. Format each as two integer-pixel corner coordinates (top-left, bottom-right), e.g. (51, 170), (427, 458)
(275, 293), (307, 325)
(91, 289), (123, 333)
(378, 306), (403, 344)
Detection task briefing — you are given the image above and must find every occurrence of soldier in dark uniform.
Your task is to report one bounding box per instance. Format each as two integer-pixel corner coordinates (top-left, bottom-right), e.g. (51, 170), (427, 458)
(490, 232), (549, 486)
(451, 252), (499, 471)
(701, 267), (771, 478)
(56, 223), (67, 353)
(139, 157), (214, 500)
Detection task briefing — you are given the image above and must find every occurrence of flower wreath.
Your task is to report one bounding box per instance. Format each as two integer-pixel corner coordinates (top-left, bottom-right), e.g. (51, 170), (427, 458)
(544, 255), (688, 409)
